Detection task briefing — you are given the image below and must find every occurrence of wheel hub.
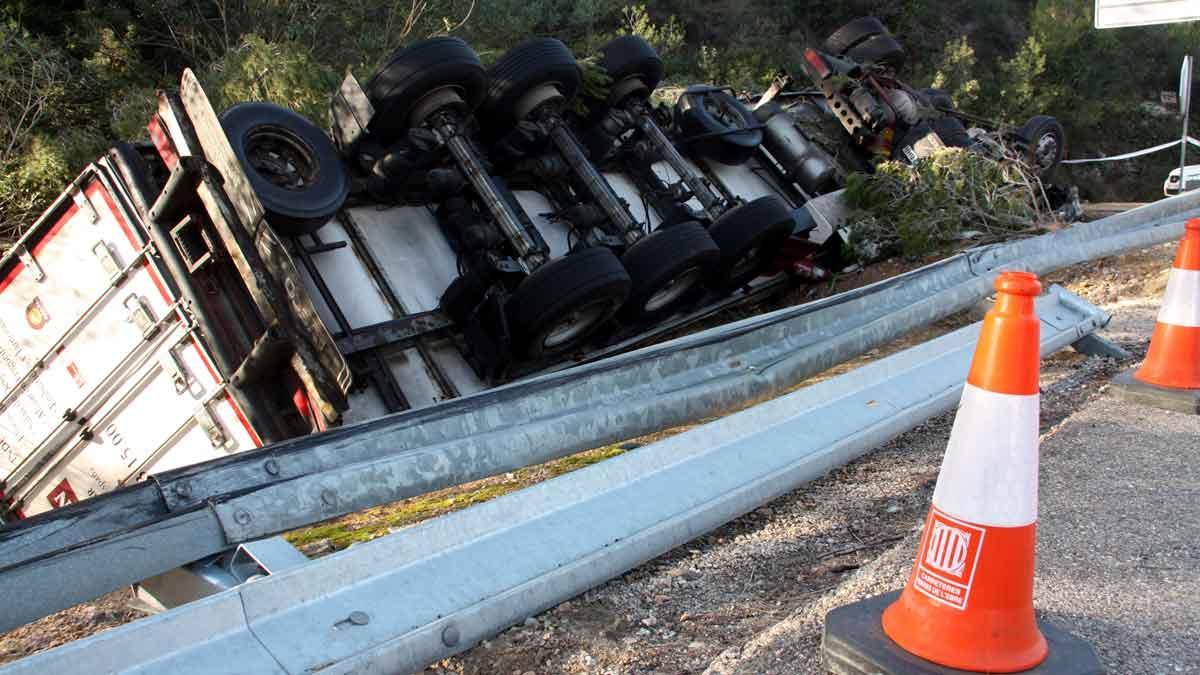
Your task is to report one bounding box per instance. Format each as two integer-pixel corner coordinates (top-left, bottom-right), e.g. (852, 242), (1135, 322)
(245, 127), (317, 190)
(1034, 134), (1058, 170)
(644, 266), (702, 313)
(542, 299), (613, 349)
(729, 246), (763, 282)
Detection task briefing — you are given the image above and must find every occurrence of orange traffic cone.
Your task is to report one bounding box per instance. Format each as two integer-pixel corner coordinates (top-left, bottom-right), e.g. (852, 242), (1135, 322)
(879, 270), (1046, 671)
(821, 271), (1101, 674)
(1134, 218), (1200, 390)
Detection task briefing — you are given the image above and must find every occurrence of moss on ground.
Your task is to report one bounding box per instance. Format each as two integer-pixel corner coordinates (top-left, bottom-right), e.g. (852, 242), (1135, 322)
(285, 444), (628, 552)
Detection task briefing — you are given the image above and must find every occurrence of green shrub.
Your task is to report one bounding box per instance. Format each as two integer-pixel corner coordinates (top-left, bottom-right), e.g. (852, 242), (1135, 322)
(843, 148), (1052, 261)
(201, 34), (338, 124)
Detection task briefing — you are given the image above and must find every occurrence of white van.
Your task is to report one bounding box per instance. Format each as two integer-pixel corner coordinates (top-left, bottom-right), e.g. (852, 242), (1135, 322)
(1164, 164), (1200, 196)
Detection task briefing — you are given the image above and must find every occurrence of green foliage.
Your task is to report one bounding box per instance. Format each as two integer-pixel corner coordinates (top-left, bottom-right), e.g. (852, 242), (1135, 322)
(843, 149), (1051, 261)
(0, 129), (107, 241)
(930, 37), (980, 109)
(201, 34), (337, 123)
(620, 4), (683, 57)
(0, 0), (1198, 248)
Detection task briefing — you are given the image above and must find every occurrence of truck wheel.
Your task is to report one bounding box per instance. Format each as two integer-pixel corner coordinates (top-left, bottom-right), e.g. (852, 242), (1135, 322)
(365, 37), (487, 143)
(920, 88), (954, 111)
(933, 116), (971, 148)
(823, 17), (887, 55)
(707, 195), (795, 291)
(620, 221), (720, 322)
(674, 86), (764, 165)
(1017, 115), (1066, 174)
(481, 38), (581, 139)
(441, 271), (491, 324)
(845, 34), (906, 71)
(507, 247), (631, 358)
(583, 35), (664, 117)
(221, 102), (349, 236)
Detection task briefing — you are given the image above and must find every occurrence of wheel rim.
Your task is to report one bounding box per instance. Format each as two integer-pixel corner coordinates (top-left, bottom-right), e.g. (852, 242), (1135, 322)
(245, 126), (317, 190)
(729, 246), (763, 282)
(701, 93), (748, 131)
(1033, 133), (1058, 170)
(541, 298), (613, 349)
(643, 266), (702, 313)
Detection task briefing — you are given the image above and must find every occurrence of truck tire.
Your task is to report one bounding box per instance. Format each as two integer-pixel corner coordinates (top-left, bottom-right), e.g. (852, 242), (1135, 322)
(844, 33), (906, 71)
(583, 35), (664, 116)
(1017, 115), (1066, 174)
(933, 116), (971, 148)
(620, 221), (720, 322)
(221, 102), (349, 236)
(365, 37), (487, 144)
(823, 17), (887, 55)
(707, 195), (795, 291)
(920, 87), (954, 111)
(507, 247), (631, 358)
(674, 86), (764, 165)
(481, 38), (581, 139)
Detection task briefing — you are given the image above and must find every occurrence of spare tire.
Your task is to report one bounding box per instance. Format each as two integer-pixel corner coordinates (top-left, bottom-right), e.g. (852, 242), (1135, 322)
(707, 195), (795, 291)
(481, 38), (581, 139)
(823, 17), (887, 55)
(506, 247), (630, 358)
(674, 86), (763, 165)
(365, 37), (487, 143)
(844, 33), (906, 71)
(1018, 115), (1066, 175)
(221, 102), (349, 236)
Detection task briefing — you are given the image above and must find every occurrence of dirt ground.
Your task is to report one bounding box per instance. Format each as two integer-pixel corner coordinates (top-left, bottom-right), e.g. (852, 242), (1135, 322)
(0, 240), (1182, 671)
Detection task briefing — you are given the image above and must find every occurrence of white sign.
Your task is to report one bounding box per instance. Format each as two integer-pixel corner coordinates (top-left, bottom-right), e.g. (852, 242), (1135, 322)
(1182, 55), (1194, 114)
(1095, 0), (1200, 28)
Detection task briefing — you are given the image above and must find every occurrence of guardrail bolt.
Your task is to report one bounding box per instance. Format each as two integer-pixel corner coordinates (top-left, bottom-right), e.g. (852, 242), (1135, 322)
(174, 482), (191, 499)
(441, 624), (460, 647)
(234, 509), (252, 525)
(321, 489), (337, 507)
(348, 611), (370, 626)
(264, 459), (280, 476)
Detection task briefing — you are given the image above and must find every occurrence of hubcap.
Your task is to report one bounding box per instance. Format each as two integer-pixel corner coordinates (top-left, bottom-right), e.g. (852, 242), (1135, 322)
(644, 266), (702, 313)
(542, 299), (613, 349)
(729, 246), (763, 282)
(245, 127), (316, 190)
(1034, 133), (1058, 170)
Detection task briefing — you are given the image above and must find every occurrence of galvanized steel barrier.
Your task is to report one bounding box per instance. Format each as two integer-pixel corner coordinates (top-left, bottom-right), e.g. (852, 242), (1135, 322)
(0, 191), (1197, 635)
(0, 287), (1108, 674)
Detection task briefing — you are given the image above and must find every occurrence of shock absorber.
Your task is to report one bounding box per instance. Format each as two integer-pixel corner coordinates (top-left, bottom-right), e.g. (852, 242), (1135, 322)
(628, 103), (729, 222)
(434, 115), (549, 271)
(546, 123), (644, 246)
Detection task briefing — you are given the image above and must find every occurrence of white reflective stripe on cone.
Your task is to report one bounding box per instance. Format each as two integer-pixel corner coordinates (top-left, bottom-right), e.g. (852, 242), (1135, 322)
(1158, 269), (1200, 328)
(931, 383), (1039, 528)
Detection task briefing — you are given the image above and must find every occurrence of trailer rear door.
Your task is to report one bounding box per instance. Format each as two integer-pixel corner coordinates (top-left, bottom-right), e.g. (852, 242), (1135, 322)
(0, 167), (258, 519)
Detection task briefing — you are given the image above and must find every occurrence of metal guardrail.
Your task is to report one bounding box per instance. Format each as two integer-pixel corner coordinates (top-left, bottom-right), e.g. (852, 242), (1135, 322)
(0, 192), (1196, 633)
(0, 286), (1109, 674)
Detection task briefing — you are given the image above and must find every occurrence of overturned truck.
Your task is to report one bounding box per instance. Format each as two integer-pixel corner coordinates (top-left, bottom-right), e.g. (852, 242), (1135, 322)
(0, 33), (851, 523)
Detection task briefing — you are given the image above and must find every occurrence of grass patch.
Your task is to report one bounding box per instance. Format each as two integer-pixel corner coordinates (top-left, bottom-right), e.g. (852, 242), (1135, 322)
(285, 444), (629, 553)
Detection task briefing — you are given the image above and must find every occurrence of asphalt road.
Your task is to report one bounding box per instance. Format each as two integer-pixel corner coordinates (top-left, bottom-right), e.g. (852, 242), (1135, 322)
(706, 387), (1200, 675)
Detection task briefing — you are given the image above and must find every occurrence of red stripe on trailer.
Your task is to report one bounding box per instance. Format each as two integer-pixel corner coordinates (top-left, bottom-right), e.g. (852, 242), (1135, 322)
(97, 179), (265, 448)
(148, 115), (179, 170)
(0, 203), (81, 295)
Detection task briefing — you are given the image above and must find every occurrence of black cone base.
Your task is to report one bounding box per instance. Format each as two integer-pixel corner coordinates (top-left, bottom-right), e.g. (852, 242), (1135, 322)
(822, 591), (1104, 674)
(1109, 369), (1200, 415)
